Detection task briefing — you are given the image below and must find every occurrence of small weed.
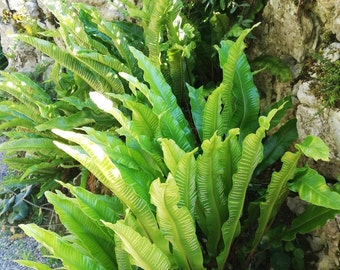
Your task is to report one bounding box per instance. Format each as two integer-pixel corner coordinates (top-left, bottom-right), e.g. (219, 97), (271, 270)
(309, 52), (340, 109)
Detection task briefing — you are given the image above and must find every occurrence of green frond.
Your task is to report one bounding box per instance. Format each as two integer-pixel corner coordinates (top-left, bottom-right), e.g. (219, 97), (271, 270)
(202, 86), (223, 140)
(45, 191), (117, 269)
(167, 47), (186, 103)
(255, 118), (298, 176)
(217, 25), (259, 138)
(150, 177), (204, 270)
(58, 182), (123, 224)
(17, 35), (112, 93)
(161, 139), (198, 217)
(197, 132), (228, 257)
(128, 47), (196, 150)
(288, 167), (340, 210)
(20, 224), (106, 270)
(188, 84), (206, 140)
(123, 99), (159, 139)
(252, 150), (301, 252)
(93, 19), (140, 77)
(35, 111), (95, 131)
(15, 260), (52, 270)
(52, 129), (169, 255)
(281, 204), (340, 241)
(217, 105), (280, 268)
(0, 138), (60, 154)
(104, 220), (172, 270)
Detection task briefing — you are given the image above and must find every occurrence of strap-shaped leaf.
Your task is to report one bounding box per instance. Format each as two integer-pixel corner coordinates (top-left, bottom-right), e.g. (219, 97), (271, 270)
(123, 99), (159, 139)
(218, 42), (260, 139)
(52, 129), (169, 255)
(0, 138), (58, 152)
(114, 233), (135, 270)
(150, 177), (204, 270)
(159, 110), (195, 152)
(288, 167), (340, 210)
(0, 102), (44, 124)
(217, 106), (280, 268)
(17, 35), (112, 93)
(61, 182), (123, 224)
(15, 260), (52, 270)
(35, 111), (95, 131)
(90, 12), (139, 76)
(280, 204), (340, 241)
(161, 139), (198, 216)
(218, 25), (259, 138)
(89, 92), (166, 175)
(104, 220), (171, 270)
(219, 128), (240, 195)
(188, 84), (206, 141)
(20, 224), (105, 270)
(255, 118), (298, 176)
(251, 150), (301, 253)
(144, 0), (171, 65)
(0, 72), (52, 106)
(197, 132), (228, 257)
(202, 86), (223, 140)
(167, 47), (186, 103)
(129, 47), (196, 151)
(45, 191), (117, 269)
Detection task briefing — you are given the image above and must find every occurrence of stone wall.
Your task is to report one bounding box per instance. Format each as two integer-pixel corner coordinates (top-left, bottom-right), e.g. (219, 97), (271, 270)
(250, 0), (340, 180)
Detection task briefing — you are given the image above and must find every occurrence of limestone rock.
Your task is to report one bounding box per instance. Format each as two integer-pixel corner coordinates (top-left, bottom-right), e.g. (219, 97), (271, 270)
(252, 0), (316, 63)
(315, 0), (340, 41)
(0, 0), (42, 72)
(296, 82), (340, 179)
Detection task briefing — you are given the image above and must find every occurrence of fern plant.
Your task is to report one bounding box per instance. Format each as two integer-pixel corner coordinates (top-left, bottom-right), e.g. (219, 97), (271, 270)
(16, 18), (340, 269)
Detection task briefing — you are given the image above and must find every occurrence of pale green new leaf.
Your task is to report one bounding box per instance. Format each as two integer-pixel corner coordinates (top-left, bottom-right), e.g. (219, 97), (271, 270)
(197, 133), (228, 257)
(52, 129), (169, 255)
(295, 135), (329, 161)
(161, 138), (198, 216)
(103, 220), (171, 270)
(288, 167), (340, 210)
(19, 224), (105, 270)
(60, 182), (123, 224)
(252, 150), (301, 251)
(217, 106), (280, 268)
(114, 233), (135, 270)
(45, 191), (117, 269)
(150, 177), (204, 270)
(15, 260), (52, 270)
(161, 138), (185, 174)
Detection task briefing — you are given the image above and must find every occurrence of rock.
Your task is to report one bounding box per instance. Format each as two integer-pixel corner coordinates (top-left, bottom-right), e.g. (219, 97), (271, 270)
(315, 0), (340, 41)
(0, 0), (43, 72)
(296, 90), (340, 179)
(252, 0), (317, 63)
(307, 216), (340, 270)
(295, 42), (340, 179)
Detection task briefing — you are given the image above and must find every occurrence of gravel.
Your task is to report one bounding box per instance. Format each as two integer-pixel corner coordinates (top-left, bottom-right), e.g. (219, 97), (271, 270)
(0, 138), (59, 269)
